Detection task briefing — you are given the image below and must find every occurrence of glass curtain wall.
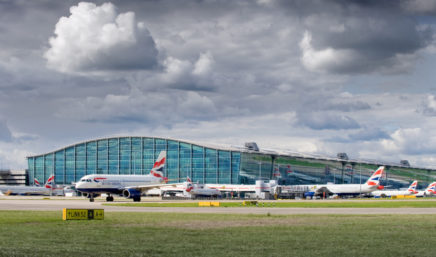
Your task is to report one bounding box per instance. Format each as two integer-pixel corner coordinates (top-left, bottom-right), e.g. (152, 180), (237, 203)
(27, 137), (238, 185)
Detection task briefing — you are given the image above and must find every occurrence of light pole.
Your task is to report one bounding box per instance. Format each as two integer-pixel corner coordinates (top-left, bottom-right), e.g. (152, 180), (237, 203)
(359, 164), (362, 198)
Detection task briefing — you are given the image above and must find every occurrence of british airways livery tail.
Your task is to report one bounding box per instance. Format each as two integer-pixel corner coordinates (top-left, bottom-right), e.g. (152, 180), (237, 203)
(407, 181), (418, 194)
(45, 175), (55, 189)
(365, 166), (384, 187)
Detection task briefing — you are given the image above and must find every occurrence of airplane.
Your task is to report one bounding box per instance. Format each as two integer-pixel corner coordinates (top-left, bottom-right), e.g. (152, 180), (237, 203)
(416, 182), (436, 197)
(305, 166), (385, 198)
(0, 175), (56, 196)
(75, 151), (175, 202)
(371, 180), (418, 198)
(183, 177), (221, 198)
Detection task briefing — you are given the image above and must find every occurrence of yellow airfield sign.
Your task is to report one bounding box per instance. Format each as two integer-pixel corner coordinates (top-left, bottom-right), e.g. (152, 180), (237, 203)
(62, 208), (104, 220)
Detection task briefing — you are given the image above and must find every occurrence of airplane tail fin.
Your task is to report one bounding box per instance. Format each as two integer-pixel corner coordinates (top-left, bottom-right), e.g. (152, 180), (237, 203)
(407, 181), (418, 194)
(425, 182), (436, 194)
(44, 175), (55, 189)
(150, 151), (167, 182)
(365, 166), (384, 187)
(34, 178), (41, 187)
(185, 177), (194, 192)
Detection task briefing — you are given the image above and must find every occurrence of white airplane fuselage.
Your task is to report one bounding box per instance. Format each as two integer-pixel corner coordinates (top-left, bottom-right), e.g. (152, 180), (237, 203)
(0, 185), (52, 195)
(309, 184), (377, 196)
(371, 189), (415, 197)
(75, 174), (164, 195)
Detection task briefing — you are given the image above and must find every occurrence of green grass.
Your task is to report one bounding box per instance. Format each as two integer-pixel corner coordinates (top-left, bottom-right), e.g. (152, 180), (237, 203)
(104, 199), (436, 208)
(1, 211), (436, 256)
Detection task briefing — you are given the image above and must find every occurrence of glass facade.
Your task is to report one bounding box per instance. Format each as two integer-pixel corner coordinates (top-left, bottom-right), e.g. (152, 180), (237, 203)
(27, 137), (436, 190)
(27, 137), (241, 185)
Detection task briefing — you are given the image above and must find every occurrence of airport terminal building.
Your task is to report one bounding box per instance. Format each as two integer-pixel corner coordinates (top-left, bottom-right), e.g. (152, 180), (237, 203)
(27, 136), (436, 189)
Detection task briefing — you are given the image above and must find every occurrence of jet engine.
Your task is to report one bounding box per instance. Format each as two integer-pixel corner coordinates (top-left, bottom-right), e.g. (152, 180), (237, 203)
(122, 188), (142, 202)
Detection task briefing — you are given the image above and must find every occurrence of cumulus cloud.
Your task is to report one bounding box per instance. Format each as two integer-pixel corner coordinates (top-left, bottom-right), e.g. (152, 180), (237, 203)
(297, 1), (432, 74)
(131, 52), (216, 91)
(44, 2), (158, 74)
(381, 128), (436, 155)
(420, 94), (436, 116)
(300, 31), (357, 73)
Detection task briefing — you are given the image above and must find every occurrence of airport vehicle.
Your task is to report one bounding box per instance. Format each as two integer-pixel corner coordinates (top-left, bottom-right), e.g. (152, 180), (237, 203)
(416, 182), (436, 197)
(75, 151), (172, 202)
(305, 166), (385, 197)
(370, 180), (418, 198)
(0, 175), (55, 195)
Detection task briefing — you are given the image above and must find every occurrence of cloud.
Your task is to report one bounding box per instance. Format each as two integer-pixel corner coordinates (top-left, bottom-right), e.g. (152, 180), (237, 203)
(44, 2), (158, 74)
(128, 52), (217, 91)
(297, 1), (432, 74)
(300, 31), (357, 73)
(55, 88), (217, 125)
(0, 119), (12, 142)
(420, 94), (436, 116)
(381, 128), (436, 155)
(348, 127), (391, 141)
(402, 0), (436, 14)
(296, 112), (361, 130)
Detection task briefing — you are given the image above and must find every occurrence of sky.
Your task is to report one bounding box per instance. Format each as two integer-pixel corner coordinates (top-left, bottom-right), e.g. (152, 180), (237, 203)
(1, 0), (436, 169)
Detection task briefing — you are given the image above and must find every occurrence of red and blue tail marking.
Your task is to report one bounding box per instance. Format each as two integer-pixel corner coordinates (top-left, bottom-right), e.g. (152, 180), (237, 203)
(45, 175), (55, 189)
(150, 151), (167, 182)
(366, 166), (384, 186)
(407, 181), (418, 194)
(426, 182), (436, 194)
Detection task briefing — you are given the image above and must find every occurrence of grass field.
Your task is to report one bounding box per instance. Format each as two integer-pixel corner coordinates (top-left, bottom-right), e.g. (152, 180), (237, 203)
(105, 199), (436, 208)
(1, 211), (436, 256)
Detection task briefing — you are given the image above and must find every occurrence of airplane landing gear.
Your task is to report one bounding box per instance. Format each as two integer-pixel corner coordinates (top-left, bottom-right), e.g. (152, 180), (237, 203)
(106, 195), (114, 202)
(133, 196), (141, 202)
(89, 193), (95, 202)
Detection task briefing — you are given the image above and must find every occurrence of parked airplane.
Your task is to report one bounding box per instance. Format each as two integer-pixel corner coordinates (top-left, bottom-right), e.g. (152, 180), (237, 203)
(371, 180), (418, 198)
(416, 182), (436, 197)
(183, 177), (221, 198)
(0, 175), (56, 196)
(305, 166), (385, 197)
(76, 151), (174, 202)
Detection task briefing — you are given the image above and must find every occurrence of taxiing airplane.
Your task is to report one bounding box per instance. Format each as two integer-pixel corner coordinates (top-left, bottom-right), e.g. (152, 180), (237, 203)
(371, 180), (418, 198)
(416, 182), (436, 197)
(0, 175), (56, 196)
(305, 166), (385, 197)
(76, 151), (174, 202)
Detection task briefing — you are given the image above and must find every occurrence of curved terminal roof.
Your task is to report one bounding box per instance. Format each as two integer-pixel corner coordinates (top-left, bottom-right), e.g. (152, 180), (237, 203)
(27, 136), (436, 171)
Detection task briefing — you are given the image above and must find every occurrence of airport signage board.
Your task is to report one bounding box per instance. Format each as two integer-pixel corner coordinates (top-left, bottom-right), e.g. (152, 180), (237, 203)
(62, 208), (104, 220)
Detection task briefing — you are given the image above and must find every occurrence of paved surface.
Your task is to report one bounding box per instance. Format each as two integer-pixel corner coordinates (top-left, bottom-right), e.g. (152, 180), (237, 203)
(1, 197), (436, 214)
